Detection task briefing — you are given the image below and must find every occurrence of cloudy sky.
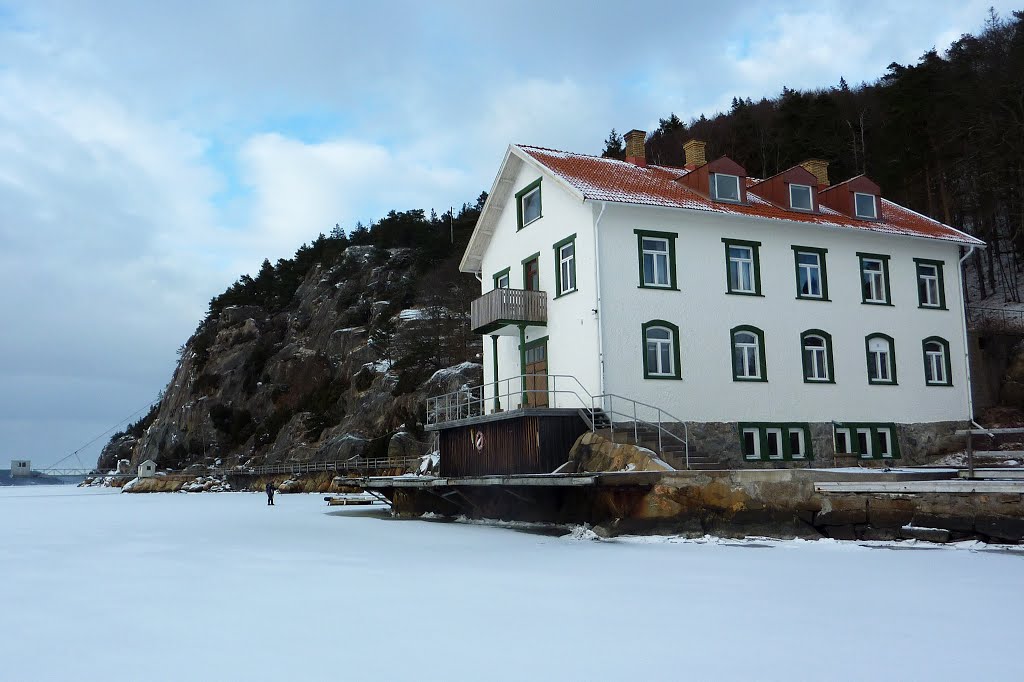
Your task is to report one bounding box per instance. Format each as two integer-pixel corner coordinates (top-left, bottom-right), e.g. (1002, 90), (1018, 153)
(0, 0), (1015, 469)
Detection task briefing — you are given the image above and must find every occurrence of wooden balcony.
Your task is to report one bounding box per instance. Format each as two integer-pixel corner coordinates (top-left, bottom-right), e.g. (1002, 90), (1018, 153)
(471, 288), (547, 334)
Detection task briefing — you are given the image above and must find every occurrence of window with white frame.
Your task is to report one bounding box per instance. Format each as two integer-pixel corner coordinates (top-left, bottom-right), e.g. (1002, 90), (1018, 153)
(723, 238), (762, 295)
(742, 428), (761, 459)
(641, 236), (671, 287)
(713, 173), (741, 202)
(646, 327), (673, 376)
(553, 235), (576, 296)
(802, 332), (832, 382)
(866, 334), (896, 384)
(731, 326), (765, 381)
(518, 181), (542, 228)
(923, 337), (951, 386)
(740, 423), (813, 461)
(859, 254), (890, 304)
(493, 268), (510, 289)
(642, 320), (680, 380)
(788, 428), (807, 459)
(854, 192), (877, 219)
(794, 249), (827, 299)
(834, 423), (901, 459)
(729, 245), (754, 292)
(790, 184), (813, 210)
(915, 260), (946, 309)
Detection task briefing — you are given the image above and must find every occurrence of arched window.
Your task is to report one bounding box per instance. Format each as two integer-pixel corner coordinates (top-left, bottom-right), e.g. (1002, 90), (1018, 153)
(923, 337), (952, 386)
(801, 330), (834, 383)
(642, 320), (681, 379)
(731, 325), (766, 381)
(865, 333), (897, 385)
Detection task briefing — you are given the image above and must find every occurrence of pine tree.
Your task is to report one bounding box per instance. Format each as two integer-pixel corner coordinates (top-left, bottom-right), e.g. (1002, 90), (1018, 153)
(601, 128), (625, 159)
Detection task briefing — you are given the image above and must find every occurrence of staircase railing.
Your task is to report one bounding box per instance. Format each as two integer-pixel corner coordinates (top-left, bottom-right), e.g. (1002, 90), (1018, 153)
(426, 374), (691, 469)
(593, 393), (689, 470)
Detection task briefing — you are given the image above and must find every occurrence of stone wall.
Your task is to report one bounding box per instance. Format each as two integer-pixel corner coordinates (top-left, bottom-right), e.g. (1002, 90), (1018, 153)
(673, 420), (966, 467)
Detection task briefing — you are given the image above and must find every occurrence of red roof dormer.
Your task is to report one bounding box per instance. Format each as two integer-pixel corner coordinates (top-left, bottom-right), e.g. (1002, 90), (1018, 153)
(818, 175), (882, 221)
(679, 156), (748, 204)
(748, 165), (821, 213)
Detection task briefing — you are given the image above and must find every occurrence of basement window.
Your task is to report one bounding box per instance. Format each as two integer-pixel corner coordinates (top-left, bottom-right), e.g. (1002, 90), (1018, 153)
(712, 173), (741, 202)
(833, 423), (901, 460)
(739, 423), (813, 461)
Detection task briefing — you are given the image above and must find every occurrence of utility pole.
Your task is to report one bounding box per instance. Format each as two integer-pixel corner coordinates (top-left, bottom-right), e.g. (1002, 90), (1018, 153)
(450, 206), (454, 244)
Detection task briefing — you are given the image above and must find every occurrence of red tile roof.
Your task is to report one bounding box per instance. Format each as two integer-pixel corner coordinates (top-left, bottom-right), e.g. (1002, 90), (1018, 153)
(518, 145), (983, 246)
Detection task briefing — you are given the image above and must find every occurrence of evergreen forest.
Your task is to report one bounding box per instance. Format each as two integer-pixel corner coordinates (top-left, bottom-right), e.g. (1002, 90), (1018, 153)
(602, 10), (1024, 302)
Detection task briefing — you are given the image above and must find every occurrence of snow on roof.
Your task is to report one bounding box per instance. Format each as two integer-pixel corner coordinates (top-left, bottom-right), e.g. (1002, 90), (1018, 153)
(516, 145), (983, 246)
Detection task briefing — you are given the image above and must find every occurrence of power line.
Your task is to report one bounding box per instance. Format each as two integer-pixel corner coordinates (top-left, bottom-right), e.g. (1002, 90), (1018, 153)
(44, 396), (162, 471)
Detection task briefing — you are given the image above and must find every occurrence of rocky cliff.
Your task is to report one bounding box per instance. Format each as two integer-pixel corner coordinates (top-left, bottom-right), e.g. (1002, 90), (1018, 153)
(98, 217), (483, 473)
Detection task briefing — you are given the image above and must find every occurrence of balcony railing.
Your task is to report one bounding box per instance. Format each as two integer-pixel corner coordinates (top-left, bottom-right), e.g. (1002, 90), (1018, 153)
(470, 288), (547, 334)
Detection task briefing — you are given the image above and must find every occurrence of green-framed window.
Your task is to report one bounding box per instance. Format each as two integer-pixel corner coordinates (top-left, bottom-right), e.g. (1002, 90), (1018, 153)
(857, 252), (892, 305)
(865, 332), (897, 385)
(914, 259), (947, 309)
(833, 422), (900, 459)
(492, 267), (510, 289)
(792, 246), (829, 300)
(516, 178), (543, 230)
(739, 422), (813, 461)
(923, 336), (953, 386)
(722, 238), (762, 295)
(801, 329), (835, 383)
(731, 325), (767, 381)
(521, 252), (540, 291)
(642, 320), (681, 380)
(552, 234), (577, 298)
(635, 229), (678, 290)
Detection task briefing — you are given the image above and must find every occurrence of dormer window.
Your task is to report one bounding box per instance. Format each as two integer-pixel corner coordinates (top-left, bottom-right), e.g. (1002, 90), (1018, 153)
(712, 173), (741, 202)
(854, 192), (877, 219)
(790, 184), (813, 211)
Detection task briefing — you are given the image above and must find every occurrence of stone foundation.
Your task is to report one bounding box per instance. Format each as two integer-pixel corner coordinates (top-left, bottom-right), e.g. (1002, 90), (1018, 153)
(676, 420), (967, 468)
(378, 469), (1024, 543)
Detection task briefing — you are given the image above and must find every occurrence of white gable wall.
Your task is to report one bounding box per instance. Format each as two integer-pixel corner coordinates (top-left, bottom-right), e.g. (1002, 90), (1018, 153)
(595, 202), (969, 424)
(479, 159), (600, 411)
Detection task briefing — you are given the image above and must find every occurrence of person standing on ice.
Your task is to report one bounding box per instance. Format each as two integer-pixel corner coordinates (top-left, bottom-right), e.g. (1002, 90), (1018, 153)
(265, 481), (275, 506)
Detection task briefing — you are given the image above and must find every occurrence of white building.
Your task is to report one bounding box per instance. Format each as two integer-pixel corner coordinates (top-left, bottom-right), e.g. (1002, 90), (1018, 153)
(10, 460), (31, 477)
(138, 460), (157, 478)
(458, 131), (984, 465)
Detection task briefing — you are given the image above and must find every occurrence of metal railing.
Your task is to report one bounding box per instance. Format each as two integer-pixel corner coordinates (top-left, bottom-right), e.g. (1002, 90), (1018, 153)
(470, 288), (547, 332)
(426, 373), (691, 469)
(42, 457), (423, 480)
(599, 393), (690, 469)
(425, 373), (595, 424)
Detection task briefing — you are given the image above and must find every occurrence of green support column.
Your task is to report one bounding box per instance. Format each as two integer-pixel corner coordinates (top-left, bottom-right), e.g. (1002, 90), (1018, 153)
(519, 325), (528, 405)
(491, 335), (501, 411)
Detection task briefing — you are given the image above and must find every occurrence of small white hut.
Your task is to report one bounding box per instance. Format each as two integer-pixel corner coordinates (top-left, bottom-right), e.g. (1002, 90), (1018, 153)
(138, 460), (157, 478)
(10, 460), (31, 477)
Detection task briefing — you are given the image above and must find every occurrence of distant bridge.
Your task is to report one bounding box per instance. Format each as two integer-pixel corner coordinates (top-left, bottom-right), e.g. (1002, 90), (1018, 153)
(35, 456), (424, 480)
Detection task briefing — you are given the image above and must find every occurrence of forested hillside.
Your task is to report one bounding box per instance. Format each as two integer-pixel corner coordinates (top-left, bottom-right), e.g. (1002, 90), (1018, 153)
(603, 10), (1024, 303)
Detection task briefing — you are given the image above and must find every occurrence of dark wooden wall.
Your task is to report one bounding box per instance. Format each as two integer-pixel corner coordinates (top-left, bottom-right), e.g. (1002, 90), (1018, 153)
(438, 413), (587, 477)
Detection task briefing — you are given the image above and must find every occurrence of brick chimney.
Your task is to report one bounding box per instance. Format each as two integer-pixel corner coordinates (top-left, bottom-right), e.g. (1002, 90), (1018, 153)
(624, 129), (647, 167)
(800, 159), (830, 187)
(683, 139), (707, 167)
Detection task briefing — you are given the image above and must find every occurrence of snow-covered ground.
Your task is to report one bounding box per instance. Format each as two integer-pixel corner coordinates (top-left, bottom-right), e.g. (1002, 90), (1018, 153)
(1, 486), (1022, 681)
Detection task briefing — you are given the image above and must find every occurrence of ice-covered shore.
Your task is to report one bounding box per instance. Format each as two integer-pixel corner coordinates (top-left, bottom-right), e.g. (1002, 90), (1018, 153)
(1, 485), (1021, 681)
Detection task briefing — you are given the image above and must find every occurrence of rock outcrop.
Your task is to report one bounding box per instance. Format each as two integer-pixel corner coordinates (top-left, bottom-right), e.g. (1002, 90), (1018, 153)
(98, 241), (482, 473)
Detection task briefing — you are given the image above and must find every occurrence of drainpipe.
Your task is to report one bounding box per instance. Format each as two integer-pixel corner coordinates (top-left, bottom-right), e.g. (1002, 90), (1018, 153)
(491, 335), (500, 411)
(958, 245), (978, 424)
(593, 201), (608, 400)
(519, 324), (528, 406)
